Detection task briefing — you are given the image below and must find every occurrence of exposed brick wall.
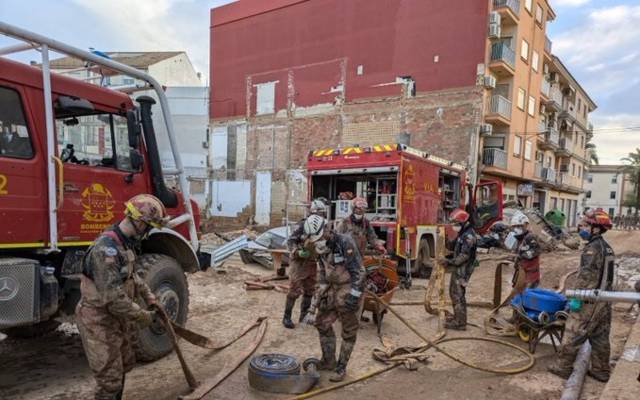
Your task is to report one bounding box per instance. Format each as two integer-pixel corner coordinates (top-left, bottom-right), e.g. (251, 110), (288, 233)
(211, 86), (483, 226)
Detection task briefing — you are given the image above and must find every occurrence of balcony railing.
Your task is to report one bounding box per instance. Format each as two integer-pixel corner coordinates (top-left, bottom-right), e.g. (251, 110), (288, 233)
(483, 148), (508, 169)
(535, 163), (543, 178)
(538, 121), (546, 133)
(546, 127), (559, 146)
(550, 87), (563, 105)
(494, 0), (521, 16)
(545, 36), (552, 54)
(542, 167), (556, 183)
(491, 42), (516, 69)
(559, 137), (569, 151)
(556, 172), (567, 186)
(489, 95), (512, 120)
(541, 79), (550, 97)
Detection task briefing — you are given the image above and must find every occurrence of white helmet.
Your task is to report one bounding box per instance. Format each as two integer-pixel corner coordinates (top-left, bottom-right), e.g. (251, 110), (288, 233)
(304, 214), (326, 242)
(310, 198), (327, 215)
(510, 211), (530, 226)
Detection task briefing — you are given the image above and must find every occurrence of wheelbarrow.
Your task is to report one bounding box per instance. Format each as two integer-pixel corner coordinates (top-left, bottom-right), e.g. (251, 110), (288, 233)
(510, 288), (568, 353)
(362, 256), (399, 335)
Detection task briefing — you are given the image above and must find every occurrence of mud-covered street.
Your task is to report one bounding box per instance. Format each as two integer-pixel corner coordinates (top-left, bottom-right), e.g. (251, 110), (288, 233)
(1, 230), (639, 400)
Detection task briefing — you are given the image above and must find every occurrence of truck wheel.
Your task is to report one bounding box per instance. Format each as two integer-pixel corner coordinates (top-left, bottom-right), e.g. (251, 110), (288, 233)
(239, 249), (255, 264)
(2, 319), (60, 339)
(415, 238), (433, 279)
(134, 253), (189, 362)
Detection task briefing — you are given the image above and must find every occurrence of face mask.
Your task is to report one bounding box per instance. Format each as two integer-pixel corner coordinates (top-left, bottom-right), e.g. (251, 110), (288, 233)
(504, 231), (518, 250)
(314, 240), (329, 254)
(452, 225), (462, 233)
(513, 227), (524, 236)
(353, 214), (363, 221)
(578, 228), (591, 241)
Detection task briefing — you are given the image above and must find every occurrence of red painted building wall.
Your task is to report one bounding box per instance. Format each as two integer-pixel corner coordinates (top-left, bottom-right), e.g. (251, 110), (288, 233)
(210, 0), (489, 119)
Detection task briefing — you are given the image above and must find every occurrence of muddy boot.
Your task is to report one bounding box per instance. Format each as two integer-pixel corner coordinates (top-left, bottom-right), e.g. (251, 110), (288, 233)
(330, 339), (355, 382)
(547, 364), (573, 380)
(299, 295), (313, 323)
(444, 319), (466, 331)
(587, 369), (610, 383)
(282, 297), (296, 329)
(318, 333), (337, 371)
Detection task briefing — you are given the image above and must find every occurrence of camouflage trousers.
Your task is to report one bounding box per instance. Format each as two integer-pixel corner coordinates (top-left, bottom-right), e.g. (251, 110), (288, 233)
(76, 302), (137, 400)
(287, 257), (317, 300)
(314, 266), (363, 342)
(449, 269), (471, 326)
(553, 304), (612, 376)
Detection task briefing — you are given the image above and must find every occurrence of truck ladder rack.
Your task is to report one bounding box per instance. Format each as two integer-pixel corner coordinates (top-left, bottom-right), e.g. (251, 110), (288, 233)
(0, 21), (199, 252)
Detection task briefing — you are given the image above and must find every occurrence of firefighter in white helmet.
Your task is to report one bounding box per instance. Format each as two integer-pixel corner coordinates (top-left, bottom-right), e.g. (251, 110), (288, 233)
(508, 211), (542, 290)
(282, 198), (328, 329)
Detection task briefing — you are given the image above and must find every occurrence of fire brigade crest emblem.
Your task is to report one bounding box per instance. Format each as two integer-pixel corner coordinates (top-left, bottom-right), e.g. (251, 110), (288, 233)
(403, 164), (416, 202)
(81, 183), (115, 222)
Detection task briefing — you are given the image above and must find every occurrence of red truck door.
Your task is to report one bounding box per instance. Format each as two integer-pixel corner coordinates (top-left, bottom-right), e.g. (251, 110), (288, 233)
(473, 181), (503, 234)
(0, 84), (48, 247)
(54, 108), (149, 243)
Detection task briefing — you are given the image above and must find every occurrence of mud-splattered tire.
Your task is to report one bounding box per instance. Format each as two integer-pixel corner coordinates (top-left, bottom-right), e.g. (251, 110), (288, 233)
(134, 253), (189, 362)
(415, 238), (433, 279)
(2, 319), (60, 339)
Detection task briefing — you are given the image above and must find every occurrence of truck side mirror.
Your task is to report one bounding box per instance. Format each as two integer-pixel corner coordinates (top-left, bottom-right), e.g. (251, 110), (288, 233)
(130, 149), (144, 171)
(127, 110), (141, 149)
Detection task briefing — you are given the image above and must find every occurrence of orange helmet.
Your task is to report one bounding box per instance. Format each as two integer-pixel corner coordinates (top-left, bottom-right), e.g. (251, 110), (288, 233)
(125, 194), (169, 229)
(449, 209), (470, 224)
(352, 197), (368, 210)
(582, 209), (612, 231)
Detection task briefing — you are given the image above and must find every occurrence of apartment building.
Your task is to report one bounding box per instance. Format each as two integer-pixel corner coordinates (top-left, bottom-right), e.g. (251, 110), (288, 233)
(583, 165), (635, 217)
(479, 0), (595, 227)
(209, 0), (594, 226)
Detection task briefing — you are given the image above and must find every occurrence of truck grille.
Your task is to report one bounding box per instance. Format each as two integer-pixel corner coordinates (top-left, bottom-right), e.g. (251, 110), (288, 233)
(0, 258), (39, 328)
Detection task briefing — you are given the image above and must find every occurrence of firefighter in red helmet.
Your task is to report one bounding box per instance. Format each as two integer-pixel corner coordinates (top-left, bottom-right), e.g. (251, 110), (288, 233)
(335, 197), (386, 256)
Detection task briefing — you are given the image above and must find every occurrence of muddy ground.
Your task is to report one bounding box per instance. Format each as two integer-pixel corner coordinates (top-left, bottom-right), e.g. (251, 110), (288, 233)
(1, 231), (638, 400)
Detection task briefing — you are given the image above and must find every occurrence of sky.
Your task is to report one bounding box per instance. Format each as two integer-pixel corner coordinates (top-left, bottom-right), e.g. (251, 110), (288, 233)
(0, 0), (638, 164)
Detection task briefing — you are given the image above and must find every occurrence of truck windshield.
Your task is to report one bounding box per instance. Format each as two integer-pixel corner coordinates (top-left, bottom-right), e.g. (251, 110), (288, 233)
(55, 112), (138, 172)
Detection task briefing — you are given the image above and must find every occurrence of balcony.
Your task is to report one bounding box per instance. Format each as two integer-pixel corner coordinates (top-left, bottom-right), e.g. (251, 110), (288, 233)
(539, 127), (559, 150)
(485, 95), (512, 126)
(542, 167), (556, 184)
(541, 79), (550, 99)
(555, 171), (582, 193)
(483, 148), (508, 169)
(534, 163), (543, 179)
(556, 137), (571, 157)
(545, 36), (552, 56)
(493, 0), (520, 25)
(543, 86), (562, 112)
(489, 42), (516, 76)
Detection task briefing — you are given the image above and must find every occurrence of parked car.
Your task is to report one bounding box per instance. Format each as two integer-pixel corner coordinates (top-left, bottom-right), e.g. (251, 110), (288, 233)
(239, 226), (291, 269)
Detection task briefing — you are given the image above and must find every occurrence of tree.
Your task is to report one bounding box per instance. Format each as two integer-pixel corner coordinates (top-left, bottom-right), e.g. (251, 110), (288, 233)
(585, 142), (599, 165)
(621, 148), (640, 216)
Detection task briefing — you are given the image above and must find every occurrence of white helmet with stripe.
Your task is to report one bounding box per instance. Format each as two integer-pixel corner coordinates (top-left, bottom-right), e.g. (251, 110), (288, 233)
(304, 214), (326, 242)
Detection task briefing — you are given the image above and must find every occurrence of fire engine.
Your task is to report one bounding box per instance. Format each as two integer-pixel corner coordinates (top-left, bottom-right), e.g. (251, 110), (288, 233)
(0, 22), (207, 361)
(307, 143), (503, 277)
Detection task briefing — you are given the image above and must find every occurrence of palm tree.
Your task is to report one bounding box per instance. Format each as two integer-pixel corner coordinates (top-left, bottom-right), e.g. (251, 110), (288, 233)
(585, 142), (599, 165)
(621, 148), (640, 215)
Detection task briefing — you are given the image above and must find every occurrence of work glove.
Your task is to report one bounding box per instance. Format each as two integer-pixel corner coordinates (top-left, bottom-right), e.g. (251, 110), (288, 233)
(375, 244), (388, 255)
(136, 309), (156, 328)
(344, 291), (361, 312)
(437, 257), (451, 267)
(568, 298), (583, 312)
(297, 248), (311, 259)
(303, 310), (316, 325)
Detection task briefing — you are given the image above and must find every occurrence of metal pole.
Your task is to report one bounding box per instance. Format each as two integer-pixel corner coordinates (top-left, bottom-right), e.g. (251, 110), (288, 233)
(566, 289), (640, 303)
(0, 42), (36, 56)
(41, 44), (58, 252)
(0, 21), (198, 250)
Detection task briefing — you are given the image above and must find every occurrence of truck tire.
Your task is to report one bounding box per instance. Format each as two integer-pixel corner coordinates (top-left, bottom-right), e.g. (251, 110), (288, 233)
(239, 249), (255, 264)
(134, 253), (189, 362)
(415, 238), (433, 279)
(2, 319), (60, 339)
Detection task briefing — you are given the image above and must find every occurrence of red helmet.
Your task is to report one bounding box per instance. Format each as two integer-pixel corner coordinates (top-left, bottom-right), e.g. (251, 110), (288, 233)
(352, 197), (368, 210)
(583, 209), (612, 231)
(449, 209), (470, 224)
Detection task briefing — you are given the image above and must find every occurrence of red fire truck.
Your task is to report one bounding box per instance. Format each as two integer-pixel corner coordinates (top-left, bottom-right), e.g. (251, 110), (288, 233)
(307, 143), (502, 277)
(0, 22), (207, 360)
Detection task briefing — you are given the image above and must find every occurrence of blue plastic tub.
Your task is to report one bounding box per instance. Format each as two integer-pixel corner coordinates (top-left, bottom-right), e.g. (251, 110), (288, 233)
(521, 288), (567, 313)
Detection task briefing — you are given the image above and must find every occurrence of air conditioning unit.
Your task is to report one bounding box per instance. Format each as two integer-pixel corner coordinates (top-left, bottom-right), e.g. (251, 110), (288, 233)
(489, 11), (501, 25)
(483, 75), (497, 89)
(543, 63), (549, 75)
(480, 123), (493, 136)
(488, 23), (501, 39)
(550, 72), (559, 84)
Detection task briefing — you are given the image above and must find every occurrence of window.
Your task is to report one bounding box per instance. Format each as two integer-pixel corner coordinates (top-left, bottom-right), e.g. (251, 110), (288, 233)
(0, 86), (34, 159)
(578, 166), (582, 178)
(572, 163), (576, 176)
(586, 191), (592, 199)
(610, 191), (616, 199)
(528, 96), (536, 116)
(55, 111), (138, 172)
(524, 140), (533, 160)
(255, 81), (277, 115)
(583, 107), (588, 118)
(612, 175), (618, 184)
(587, 174), (593, 183)
(609, 208), (615, 218)
(532, 51), (539, 72)
(535, 4), (544, 24)
(122, 78), (135, 86)
(580, 135), (584, 148)
(513, 136), (522, 156)
(517, 88), (526, 110)
(521, 39), (529, 62)
(485, 135), (505, 150)
(525, 0), (533, 13)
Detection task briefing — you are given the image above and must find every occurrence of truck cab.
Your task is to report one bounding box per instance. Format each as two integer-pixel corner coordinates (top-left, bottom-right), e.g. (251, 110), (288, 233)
(308, 144), (502, 276)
